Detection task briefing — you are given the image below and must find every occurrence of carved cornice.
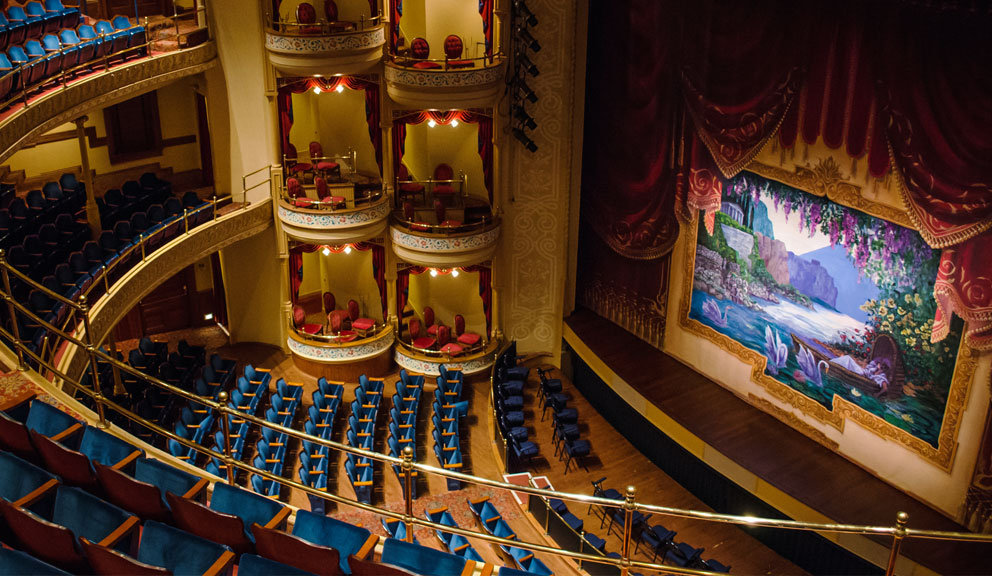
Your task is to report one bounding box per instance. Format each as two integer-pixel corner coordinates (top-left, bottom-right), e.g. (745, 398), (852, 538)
(0, 43), (218, 164)
(384, 60), (505, 109)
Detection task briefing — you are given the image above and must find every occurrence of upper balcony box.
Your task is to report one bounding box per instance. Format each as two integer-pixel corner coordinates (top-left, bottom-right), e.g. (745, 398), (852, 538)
(384, 1), (503, 108)
(265, 0), (386, 76)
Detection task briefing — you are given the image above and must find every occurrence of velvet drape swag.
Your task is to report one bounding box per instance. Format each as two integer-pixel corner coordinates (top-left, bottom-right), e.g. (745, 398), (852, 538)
(584, 0), (992, 350)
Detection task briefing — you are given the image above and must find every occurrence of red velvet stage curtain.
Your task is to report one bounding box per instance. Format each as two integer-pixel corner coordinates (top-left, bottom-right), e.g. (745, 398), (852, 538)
(278, 77), (383, 175)
(289, 244), (320, 303)
(478, 0), (493, 60)
(462, 265), (492, 336)
(580, 0), (682, 259)
(396, 265), (426, 319)
(392, 110), (494, 203)
(680, 1), (811, 179)
(391, 0), (402, 51)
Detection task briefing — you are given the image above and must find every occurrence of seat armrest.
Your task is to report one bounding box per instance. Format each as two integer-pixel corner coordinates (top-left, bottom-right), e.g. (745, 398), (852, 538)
(460, 561), (477, 576)
(111, 449), (143, 471)
(99, 515), (140, 552)
(477, 563), (494, 576)
(51, 421), (84, 442)
(264, 506), (291, 530)
(356, 534), (379, 559)
(13, 478), (58, 507)
(203, 550), (235, 576)
(183, 477), (210, 502)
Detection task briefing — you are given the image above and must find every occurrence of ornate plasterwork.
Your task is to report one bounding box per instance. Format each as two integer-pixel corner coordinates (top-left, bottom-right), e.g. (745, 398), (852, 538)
(677, 163), (977, 471)
(390, 226), (499, 252)
(265, 26), (385, 54)
(0, 43), (218, 164)
(384, 61), (505, 88)
(393, 348), (495, 376)
(287, 328), (394, 363)
(59, 202), (274, 382)
(278, 198), (390, 229)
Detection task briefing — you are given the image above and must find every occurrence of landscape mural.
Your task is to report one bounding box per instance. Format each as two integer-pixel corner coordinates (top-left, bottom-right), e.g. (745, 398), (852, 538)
(689, 171), (964, 448)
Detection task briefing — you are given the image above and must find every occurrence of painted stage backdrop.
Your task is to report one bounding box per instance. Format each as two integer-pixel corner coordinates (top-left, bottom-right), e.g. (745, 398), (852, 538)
(689, 171), (964, 448)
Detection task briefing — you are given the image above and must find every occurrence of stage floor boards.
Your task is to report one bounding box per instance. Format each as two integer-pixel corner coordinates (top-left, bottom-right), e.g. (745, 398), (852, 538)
(566, 308), (992, 575)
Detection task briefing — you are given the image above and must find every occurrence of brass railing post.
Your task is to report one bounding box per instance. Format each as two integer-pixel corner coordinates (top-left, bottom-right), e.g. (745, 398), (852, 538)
(620, 485), (636, 576)
(402, 445), (415, 542)
(0, 249), (27, 370)
(212, 194), (218, 221)
(885, 511), (909, 576)
(78, 295), (108, 427)
(184, 208), (190, 234)
(217, 390), (236, 486)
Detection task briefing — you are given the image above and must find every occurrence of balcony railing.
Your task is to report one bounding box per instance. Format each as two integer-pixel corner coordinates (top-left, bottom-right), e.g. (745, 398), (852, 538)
(1, 255), (991, 576)
(266, 14), (382, 35)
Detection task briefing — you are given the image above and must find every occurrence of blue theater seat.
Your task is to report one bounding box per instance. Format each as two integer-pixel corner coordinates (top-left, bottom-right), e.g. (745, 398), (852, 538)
(0, 548), (72, 576)
(30, 425), (143, 492)
(0, 485), (138, 573)
(251, 522), (344, 575)
(44, 0), (80, 28)
(380, 537), (476, 576)
(239, 554), (316, 576)
(0, 395), (82, 462)
(381, 518), (419, 544)
(0, 450), (59, 506)
(94, 456), (208, 523)
(292, 510), (379, 575)
(82, 519), (235, 576)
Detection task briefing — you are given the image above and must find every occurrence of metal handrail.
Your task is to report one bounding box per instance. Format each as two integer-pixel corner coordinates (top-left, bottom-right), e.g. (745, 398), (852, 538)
(265, 14), (383, 36)
(288, 316), (389, 344)
(394, 334), (497, 361)
(280, 190), (385, 212)
(2, 235), (992, 576)
(387, 51), (503, 70)
(390, 211), (497, 236)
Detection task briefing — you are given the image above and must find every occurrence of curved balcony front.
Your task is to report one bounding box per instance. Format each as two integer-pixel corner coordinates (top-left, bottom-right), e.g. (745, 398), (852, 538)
(394, 336), (499, 376)
(390, 214), (500, 268)
(384, 57), (505, 109)
(265, 19), (386, 76)
(278, 182), (389, 244)
(287, 321), (394, 380)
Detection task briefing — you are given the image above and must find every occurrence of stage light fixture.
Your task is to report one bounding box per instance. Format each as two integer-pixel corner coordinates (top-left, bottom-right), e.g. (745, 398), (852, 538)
(452, 269), (460, 277)
(335, 85), (344, 93)
(322, 246), (331, 256)
(513, 107), (537, 130)
(514, 0), (538, 27)
(515, 26), (541, 52)
(515, 51), (539, 76)
(428, 119), (437, 128)
(516, 80), (538, 103)
(430, 268), (439, 277)
(344, 244), (352, 254)
(513, 127), (538, 152)
(313, 86), (322, 94)
(451, 119), (459, 127)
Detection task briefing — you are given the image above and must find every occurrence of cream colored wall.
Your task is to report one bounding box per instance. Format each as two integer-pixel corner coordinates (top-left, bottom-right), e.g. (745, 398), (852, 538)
(5, 81), (201, 181)
(406, 121), (485, 200)
(408, 270), (485, 335)
(319, 249), (383, 321)
(314, 88), (379, 176)
(662, 136), (992, 518)
(398, 0), (482, 59)
(398, 0), (426, 50)
(279, 0), (374, 22)
(220, 227), (286, 347)
(299, 251), (323, 297)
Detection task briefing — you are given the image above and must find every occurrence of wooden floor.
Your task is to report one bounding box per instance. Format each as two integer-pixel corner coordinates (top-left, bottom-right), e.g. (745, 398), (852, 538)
(566, 308), (992, 575)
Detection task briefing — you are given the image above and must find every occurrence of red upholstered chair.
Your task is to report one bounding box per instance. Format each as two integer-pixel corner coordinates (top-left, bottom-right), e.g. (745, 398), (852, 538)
(285, 144), (312, 178)
(443, 34), (474, 68)
(409, 318), (436, 350)
(316, 177), (346, 209)
(410, 37), (441, 69)
(438, 325), (463, 356)
(423, 306), (438, 335)
(397, 164), (426, 205)
(324, 0), (339, 21)
(294, 305), (323, 335)
(434, 200), (461, 229)
(286, 178), (311, 208)
(454, 314), (482, 348)
(432, 164), (457, 206)
(323, 291), (336, 314)
(347, 299), (376, 337)
(404, 201), (431, 232)
(297, 2), (320, 33)
(310, 141), (341, 179)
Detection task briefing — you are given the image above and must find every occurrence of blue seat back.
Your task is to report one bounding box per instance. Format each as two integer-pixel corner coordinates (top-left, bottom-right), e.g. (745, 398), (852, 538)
(25, 40), (44, 57)
(111, 15), (132, 30)
(137, 520), (233, 574)
(0, 548), (72, 575)
(381, 537), (468, 576)
(50, 485), (133, 544)
(78, 426), (142, 467)
(24, 399), (81, 438)
(0, 450), (57, 504)
(134, 457), (202, 500)
(293, 510), (374, 573)
(209, 482), (285, 536)
(239, 554), (315, 576)
(94, 19), (114, 34)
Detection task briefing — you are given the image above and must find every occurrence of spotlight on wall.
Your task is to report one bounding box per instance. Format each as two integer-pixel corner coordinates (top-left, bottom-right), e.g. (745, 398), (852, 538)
(451, 119), (459, 128)
(515, 51), (539, 76)
(452, 268), (460, 277)
(322, 246), (331, 256)
(313, 86), (322, 95)
(335, 85), (344, 93)
(513, 106), (537, 130)
(344, 244), (352, 254)
(516, 80), (538, 103)
(513, 127), (538, 153)
(514, 0), (538, 27)
(430, 268), (439, 277)
(515, 26), (541, 52)
(428, 119), (437, 128)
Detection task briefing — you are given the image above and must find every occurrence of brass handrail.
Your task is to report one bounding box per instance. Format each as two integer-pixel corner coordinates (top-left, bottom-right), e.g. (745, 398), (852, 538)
(387, 52), (503, 69)
(390, 211), (497, 236)
(265, 14), (383, 36)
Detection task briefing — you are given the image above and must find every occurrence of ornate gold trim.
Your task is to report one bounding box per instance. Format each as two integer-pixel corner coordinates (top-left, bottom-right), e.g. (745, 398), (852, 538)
(677, 164), (978, 471)
(747, 394), (840, 452)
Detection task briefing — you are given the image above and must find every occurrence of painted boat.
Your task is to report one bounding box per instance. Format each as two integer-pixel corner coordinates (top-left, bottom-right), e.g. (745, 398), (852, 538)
(790, 333), (905, 400)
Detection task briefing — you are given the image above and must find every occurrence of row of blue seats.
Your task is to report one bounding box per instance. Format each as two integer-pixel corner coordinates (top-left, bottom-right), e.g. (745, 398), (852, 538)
(425, 505), (487, 563)
(97, 174), (176, 228)
(1, 14), (147, 105)
(0, 1), (80, 48)
(469, 496), (552, 575)
(432, 367), (467, 490)
(299, 376), (344, 514)
(538, 367), (590, 474)
(493, 345), (539, 467)
(251, 377), (304, 497)
(346, 374), (384, 503)
(388, 369), (424, 498)
(0, 175), (84, 248)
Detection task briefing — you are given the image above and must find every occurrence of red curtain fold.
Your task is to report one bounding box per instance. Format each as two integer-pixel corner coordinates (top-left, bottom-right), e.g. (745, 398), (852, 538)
(391, 110), (494, 204)
(391, 0), (402, 51)
(369, 0), (377, 18)
(288, 244), (320, 303)
(462, 265), (492, 336)
(478, 0), (493, 59)
(278, 77), (382, 176)
(932, 232), (992, 351)
(370, 243), (387, 317)
(396, 265), (426, 319)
